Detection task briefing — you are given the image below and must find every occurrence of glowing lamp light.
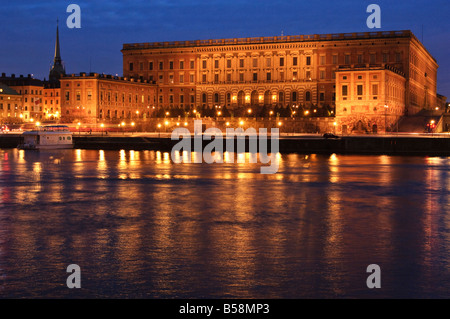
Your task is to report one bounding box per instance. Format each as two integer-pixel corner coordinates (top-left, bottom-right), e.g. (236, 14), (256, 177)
(305, 111), (309, 115)
(226, 122), (230, 126)
(157, 124), (162, 128)
(247, 108), (252, 114)
(165, 121), (169, 126)
(239, 121), (244, 126)
(184, 122), (188, 126)
(278, 122), (282, 126)
(131, 122), (135, 127)
(121, 122), (125, 126)
(100, 123), (104, 128)
(36, 121), (41, 126)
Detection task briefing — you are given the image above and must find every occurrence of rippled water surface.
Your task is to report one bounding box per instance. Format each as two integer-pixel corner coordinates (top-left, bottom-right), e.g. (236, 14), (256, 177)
(0, 149), (450, 298)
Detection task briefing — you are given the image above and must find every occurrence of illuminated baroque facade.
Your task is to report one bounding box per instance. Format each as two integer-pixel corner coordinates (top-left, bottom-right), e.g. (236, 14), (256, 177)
(122, 30), (439, 132)
(60, 73), (156, 123)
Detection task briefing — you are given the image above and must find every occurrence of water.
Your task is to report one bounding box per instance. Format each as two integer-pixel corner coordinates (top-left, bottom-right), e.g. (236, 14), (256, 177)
(0, 149), (449, 298)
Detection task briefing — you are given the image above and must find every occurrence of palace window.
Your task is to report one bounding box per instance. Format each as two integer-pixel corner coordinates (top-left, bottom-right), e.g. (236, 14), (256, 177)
(342, 85), (348, 96)
(159, 61), (164, 70)
(344, 55), (350, 64)
(320, 55), (325, 65)
(129, 63), (133, 71)
(293, 57), (298, 66)
(190, 60), (195, 69)
(215, 60), (219, 68)
(357, 54), (363, 64)
(179, 61), (184, 69)
(202, 60), (207, 69)
(266, 58), (272, 67)
(239, 59), (244, 68)
(169, 61), (174, 70)
(227, 59), (232, 68)
(253, 73), (258, 81)
(149, 61), (153, 70)
(279, 57), (284, 67)
(305, 91), (311, 102)
(357, 85), (363, 96)
(332, 55), (338, 65)
(306, 56), (311, 66)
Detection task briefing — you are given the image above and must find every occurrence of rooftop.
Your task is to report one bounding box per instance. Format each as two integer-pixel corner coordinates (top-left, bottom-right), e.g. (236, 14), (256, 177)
(123, 30), (414, 51)
(0, 83), (20, 95)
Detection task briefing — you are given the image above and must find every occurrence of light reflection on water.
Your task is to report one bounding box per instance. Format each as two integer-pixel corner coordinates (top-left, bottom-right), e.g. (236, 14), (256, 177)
(0, 149), (450, 298)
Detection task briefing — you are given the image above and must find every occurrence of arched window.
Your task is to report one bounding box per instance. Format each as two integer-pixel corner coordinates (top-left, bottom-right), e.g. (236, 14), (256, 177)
(292, 91), (298, 103)
(214, 93), (219, 104)
(202, 93), (207, 104)
(226, 93), (231, 105)
(305, 91), (311, 102)
(238, 91), (245, 107)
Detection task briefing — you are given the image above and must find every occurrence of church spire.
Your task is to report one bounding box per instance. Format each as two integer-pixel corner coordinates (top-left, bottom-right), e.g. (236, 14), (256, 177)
(54, 19), (61, 64)
(49, 19), (65, 86)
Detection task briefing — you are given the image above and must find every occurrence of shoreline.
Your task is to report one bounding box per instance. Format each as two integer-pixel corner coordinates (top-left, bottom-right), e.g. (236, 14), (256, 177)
(2, 133), (450, 156)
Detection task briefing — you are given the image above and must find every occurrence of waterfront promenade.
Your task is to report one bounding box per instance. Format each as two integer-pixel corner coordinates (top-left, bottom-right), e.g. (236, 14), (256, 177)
(2, 132), (450, 155)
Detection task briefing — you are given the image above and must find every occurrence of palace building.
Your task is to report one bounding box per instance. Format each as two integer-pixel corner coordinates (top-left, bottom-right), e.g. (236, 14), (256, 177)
(60, 73), (156, 123)
(122, 30), (439, 132)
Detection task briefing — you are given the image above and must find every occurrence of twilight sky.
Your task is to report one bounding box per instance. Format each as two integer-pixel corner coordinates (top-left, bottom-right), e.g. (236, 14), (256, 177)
(0, 0), (449, 97)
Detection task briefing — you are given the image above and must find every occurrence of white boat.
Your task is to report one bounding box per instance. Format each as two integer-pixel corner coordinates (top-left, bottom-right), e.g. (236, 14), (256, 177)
(18, 125), (74, 150)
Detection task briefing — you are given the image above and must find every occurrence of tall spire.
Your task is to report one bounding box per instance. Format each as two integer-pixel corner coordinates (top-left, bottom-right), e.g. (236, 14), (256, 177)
(49, 19), (65, 86)
(54, 19), (61, 64)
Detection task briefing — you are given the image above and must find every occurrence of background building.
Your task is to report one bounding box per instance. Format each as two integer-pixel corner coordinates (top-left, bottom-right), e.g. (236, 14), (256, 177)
(0, 83), (22, 123)
(60, 73), (156, 124)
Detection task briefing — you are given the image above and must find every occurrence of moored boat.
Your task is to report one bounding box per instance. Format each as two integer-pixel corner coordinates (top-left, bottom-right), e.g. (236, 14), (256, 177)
(18, 125), (73, 150)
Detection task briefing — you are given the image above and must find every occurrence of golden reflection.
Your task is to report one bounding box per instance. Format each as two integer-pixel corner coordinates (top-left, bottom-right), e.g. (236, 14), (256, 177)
(224, 151), (232, 163)
(76, 149), (82, 162)
(182, 151), (190, 163)
(156, 151), (162, 164)
(379, 155), (392, 186)
(163, 152), (170, 164)
(97, 150), (107, 178)
(329, 153), (339, 183)
(17, 149), (25, 164)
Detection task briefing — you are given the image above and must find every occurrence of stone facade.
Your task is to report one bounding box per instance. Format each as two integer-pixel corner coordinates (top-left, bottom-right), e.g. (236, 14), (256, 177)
(60, 73), (157, 124)
(122, 30), (439, 130)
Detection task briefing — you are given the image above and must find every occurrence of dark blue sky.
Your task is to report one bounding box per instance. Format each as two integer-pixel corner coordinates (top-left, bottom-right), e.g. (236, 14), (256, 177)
(0, 0), (449, 97)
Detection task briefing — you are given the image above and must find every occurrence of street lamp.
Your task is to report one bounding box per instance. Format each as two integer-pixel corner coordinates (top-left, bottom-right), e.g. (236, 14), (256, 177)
(78, 122), (81, 135)
(100, 123), (104, 136)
